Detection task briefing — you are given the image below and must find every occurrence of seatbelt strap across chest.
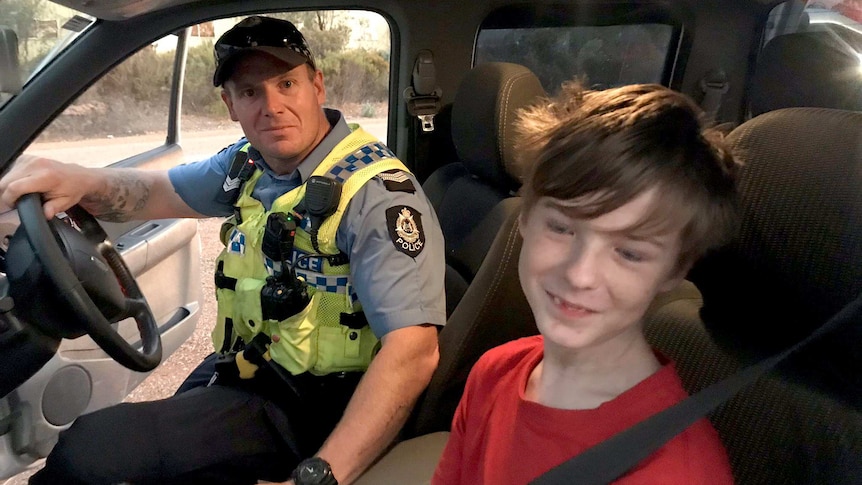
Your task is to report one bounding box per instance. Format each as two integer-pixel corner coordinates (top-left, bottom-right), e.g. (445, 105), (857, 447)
(531, 291), (862, 485)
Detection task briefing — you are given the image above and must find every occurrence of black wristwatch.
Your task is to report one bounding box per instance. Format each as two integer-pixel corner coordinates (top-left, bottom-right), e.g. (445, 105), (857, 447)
(292, 457), (338, 485)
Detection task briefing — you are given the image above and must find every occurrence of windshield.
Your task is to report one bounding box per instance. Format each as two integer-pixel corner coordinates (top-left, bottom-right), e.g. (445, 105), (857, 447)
(0, 1), (94, 110)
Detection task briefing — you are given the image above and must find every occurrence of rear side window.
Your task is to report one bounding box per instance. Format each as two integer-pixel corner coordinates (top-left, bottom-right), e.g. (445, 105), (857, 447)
(473, 3), (685, 94)
(476, 24), (675, 93)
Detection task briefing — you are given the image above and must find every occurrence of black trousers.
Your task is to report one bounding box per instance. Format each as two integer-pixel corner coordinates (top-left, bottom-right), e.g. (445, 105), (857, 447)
(29, 354), (361, 485)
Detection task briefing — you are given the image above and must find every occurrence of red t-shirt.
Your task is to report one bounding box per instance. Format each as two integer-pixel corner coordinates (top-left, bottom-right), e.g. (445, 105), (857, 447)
(432, 336), (734, 485)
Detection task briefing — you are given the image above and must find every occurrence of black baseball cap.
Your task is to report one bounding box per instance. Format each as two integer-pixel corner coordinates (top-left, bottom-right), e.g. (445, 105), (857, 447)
(213, 16), (316, 87)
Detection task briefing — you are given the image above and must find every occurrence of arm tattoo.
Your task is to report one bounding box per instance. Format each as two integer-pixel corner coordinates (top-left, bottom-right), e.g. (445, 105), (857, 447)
(81, 171), (151, 222)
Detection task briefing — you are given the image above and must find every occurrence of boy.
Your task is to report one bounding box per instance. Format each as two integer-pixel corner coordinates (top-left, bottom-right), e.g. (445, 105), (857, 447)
(432, 83), (738, 484)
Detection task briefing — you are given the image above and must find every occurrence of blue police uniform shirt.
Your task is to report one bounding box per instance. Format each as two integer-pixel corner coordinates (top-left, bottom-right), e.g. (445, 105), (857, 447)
(168, 109), (446, 338)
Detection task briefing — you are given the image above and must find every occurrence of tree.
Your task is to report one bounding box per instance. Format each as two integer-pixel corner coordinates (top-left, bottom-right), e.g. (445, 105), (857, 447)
(0, 0), (48, 62)
(272, 11), (351, 58)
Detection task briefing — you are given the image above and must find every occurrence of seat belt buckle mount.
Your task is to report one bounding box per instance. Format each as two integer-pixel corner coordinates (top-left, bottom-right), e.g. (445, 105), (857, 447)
(405, 49), (442, 132)
(404, 86), (442, 132)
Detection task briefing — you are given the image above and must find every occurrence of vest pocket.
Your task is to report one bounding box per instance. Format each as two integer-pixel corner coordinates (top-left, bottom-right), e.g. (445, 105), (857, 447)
(315, 324), (379, 374)
(267, 292), (320, 375)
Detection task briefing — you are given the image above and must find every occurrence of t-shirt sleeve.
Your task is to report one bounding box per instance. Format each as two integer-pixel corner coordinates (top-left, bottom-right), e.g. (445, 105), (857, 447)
(337, 171), (446, 338)
(167, 139), (247, 217)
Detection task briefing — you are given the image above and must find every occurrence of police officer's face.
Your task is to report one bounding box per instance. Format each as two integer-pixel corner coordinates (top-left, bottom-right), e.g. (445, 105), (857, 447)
(518, 189), (685, 358)
(221, 53), (329, 175)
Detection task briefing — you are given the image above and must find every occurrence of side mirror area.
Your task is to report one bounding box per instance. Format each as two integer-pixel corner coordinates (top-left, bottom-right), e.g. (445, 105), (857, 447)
(0, 27), (22, 95)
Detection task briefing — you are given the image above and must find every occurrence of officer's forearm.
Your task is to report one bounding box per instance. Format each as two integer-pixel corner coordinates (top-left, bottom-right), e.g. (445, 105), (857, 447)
(314, 324), (439, 485)
(82, 168), (200, 222)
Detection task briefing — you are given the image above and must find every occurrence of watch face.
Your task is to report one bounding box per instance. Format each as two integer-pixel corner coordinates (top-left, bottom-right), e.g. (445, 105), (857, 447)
(295, 457), (337, 485)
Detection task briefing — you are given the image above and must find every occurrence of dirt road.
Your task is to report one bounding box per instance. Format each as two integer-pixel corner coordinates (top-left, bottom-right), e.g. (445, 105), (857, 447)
(25, 118), (388, 166)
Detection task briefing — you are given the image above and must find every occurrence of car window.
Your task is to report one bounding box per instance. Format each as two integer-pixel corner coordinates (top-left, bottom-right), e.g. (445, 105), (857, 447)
(23, 10), (391, 168)
(475, 24), (675, 93)
(764, 0), (862, 45)
(0, 2), (94, 110)
(25, 35), (176, 167)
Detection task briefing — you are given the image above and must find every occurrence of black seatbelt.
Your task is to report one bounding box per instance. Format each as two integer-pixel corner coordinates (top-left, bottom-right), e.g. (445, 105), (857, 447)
(699, 69), (729, 123)
(403, 50), (442, 181)
(531, 291), (862, 485)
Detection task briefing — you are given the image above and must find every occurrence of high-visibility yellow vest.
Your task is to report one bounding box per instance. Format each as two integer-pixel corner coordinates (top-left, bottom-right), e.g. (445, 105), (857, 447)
(212, 128), (409, 375)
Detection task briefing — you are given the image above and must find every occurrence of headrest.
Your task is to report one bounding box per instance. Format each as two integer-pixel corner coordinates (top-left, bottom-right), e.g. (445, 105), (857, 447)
(451, 62), (546, 191)
(690, 108), (862, 358)
(749, 31), (862, 116)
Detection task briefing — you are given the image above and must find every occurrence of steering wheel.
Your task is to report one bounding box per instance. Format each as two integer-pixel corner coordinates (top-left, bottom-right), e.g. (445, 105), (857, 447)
(10, 193), (162, 371)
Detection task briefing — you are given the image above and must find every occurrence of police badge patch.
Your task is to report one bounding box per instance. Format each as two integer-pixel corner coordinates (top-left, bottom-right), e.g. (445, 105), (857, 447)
(386, 206), (425, 258)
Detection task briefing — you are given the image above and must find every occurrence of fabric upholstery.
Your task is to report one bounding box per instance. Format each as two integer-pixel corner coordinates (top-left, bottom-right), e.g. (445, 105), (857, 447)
(423, 62), (546, 314)
(690, 107), (862, 407)
(354, 432), (449, 485)
(451, 62), (547, 190)
(750, 31), (862, 116)
(644, 285), (862, 485)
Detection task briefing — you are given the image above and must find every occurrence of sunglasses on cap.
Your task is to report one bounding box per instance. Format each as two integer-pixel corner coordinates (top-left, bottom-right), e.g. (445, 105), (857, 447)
(213, 16), (316, 86)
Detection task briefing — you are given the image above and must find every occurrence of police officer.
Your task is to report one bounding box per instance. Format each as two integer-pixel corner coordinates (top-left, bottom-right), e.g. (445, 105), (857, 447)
(0, 16), (445, 485)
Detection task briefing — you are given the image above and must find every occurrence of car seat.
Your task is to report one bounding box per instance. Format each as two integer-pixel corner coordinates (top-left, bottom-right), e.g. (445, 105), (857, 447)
(406, 200), (534, 437)
(688, 107), (862, 405)
(649, 107), (862, 483)
(749, 31), (862, 116)
(422, 62), (546, 315)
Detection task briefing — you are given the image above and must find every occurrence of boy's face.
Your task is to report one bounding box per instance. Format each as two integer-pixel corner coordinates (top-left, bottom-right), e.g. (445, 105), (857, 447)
(518, 188), (685, 355)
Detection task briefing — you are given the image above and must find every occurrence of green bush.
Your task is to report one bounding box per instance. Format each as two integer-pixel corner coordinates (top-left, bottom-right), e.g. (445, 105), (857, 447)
(183, 42), (227, 118)
(39, 46), (176, 141)
(321, 48), (389, 105)
(36, 12), (391, 141)
(360, 102), (377, 117)
(97, 46), (173, 103)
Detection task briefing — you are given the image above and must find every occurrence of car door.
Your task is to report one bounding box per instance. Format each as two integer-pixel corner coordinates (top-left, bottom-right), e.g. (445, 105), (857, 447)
(0, 17), (204, 478)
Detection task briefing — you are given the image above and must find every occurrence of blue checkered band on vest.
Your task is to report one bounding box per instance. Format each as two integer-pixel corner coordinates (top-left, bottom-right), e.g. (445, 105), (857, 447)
(296, 270), (359, 303)
(327, 142), (396, 183)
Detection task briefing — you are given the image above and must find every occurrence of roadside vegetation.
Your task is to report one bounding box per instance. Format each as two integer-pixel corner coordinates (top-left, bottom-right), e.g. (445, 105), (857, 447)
(2, 2), (390, 141)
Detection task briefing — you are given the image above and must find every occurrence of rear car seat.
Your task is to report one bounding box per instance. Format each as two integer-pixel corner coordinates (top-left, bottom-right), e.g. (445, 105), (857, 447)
(422, 62), (545, 315)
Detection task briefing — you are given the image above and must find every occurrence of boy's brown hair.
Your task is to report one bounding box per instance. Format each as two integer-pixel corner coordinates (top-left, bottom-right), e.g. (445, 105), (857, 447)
(516, 82), (740, 270)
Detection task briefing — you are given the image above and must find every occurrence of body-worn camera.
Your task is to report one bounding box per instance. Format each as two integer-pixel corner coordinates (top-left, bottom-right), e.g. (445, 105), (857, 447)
(262, 212), (298, 264)
(260, 211), (310, 322)
(261, 273), (309, 322)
